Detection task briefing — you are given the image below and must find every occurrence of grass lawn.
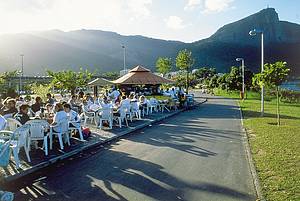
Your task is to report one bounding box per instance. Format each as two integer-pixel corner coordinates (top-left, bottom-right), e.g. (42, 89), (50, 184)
(215, 89), (300, 201)
(145, 95), (170, 101)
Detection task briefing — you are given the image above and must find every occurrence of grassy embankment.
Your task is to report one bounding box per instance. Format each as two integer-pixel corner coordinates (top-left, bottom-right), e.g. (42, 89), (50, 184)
(214, 89), (300, 201)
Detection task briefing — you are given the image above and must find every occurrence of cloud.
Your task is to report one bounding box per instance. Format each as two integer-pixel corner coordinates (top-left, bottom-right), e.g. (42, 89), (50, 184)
(127, 0), (152, 18)
(184, 0), (234, 13)
(0, 0), (154, 33)
(165, 16), (185, 30)
(184, 0), (202, 11)
(203, 0), (234, 13)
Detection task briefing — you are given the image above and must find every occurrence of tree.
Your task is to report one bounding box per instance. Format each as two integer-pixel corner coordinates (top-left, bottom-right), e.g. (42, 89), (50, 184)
(194, 67), (216, 80)
(0, 70), (19, 98)
(176, 49), (195, 94)
(47, 68), (93, 95)
(30, 83), (51, 100)
(252, 61), (290, 126)
(225, 66), (242, 90)
(172, 72), (198, 88)
(101, 72), (119, 80)
(156, 57), (172, 77)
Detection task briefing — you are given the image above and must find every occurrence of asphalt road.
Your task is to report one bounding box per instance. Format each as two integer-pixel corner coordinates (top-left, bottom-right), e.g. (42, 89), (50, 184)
(11, 95), (256, 201)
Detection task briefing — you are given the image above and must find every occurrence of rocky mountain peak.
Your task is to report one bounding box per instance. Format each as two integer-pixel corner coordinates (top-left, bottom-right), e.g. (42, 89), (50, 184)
(209, 8), (300, 45)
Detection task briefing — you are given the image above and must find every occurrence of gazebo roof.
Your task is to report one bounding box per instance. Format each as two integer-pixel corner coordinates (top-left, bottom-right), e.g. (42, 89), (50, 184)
(88, 78), (113, 86)
(113, 65), (173, 85)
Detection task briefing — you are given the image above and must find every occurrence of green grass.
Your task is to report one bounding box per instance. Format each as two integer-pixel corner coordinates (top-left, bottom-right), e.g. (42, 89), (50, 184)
(215, 89), (300, 201)
(145, 95), (170, 101)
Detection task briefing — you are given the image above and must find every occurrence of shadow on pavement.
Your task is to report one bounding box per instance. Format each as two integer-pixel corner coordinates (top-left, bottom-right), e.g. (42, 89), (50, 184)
(3, 98), (255, 201)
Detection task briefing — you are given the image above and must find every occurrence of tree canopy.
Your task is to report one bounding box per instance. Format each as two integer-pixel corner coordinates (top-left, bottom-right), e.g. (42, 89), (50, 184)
(156, 57), (172, 76)
(176, 49), (195, 93)
(47, 68), (93, 94)
(252, 61), (290, 125)
(176, 49), (194, 71)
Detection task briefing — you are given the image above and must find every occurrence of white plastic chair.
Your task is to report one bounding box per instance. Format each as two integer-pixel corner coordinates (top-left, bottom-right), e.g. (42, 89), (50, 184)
(0, 130), (13, 168)
(81, 105), (97, 126)
(25, 120), (49, 156)
(10, 124), (31, 169)
(123, 103), (133, 122)
(69, 118), (84, 141)
(115, 107), (128, 128)
(49, 118), (70, 150)
(148, 98), (158, 113)
(131, 102), (141, 119)
(98, 108), (113, 129)
(0, 139), (11, 168)
(6, 118), (22, 131)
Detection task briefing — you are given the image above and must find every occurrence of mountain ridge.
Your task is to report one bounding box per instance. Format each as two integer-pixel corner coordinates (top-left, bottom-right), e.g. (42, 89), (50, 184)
(0, 8), (299, 75)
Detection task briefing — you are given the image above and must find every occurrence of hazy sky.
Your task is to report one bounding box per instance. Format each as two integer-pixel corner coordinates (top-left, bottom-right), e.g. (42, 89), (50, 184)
(0, 0), (299, 42)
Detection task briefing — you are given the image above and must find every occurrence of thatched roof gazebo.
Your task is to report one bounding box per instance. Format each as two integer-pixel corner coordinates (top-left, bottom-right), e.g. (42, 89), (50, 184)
(113, 65), (173, 85)
(112, 65), (173, 95)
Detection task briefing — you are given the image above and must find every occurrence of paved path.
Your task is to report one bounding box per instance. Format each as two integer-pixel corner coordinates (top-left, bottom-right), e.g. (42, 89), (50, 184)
(9, 95), (256, 201)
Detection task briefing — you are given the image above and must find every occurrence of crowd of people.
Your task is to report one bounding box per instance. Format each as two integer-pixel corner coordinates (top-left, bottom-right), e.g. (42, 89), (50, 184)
(0, 86), (188, 130)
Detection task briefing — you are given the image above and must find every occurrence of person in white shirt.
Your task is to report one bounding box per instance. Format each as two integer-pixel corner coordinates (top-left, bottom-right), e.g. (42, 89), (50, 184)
(52, 103), (68, 132)
(0, 114), (7, 130)
(64, 103), (80, 128)
(100, 96), (113, 109)
(119, 95), (130, 108)
(138, 95), (148, 111)
(170, 88), (177, 99)
(109, 88), (121, 103)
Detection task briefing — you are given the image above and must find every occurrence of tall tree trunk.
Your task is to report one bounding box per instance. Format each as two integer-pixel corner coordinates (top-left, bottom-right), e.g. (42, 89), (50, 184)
(277, 86), (280, 126)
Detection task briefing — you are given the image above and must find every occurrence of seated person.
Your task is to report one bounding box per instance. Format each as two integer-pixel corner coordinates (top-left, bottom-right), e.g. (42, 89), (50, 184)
(100, 96), (112, 109)
(15, 96), (25, 109)
(63, 103), (80, 121)
(109, 88), (121, 103)
(51, 103), (68, 132)
(45, 103), (54, 118)
(139, 95), (148, 110)
(1, 99), (18, 117)
(31, 96), (43, 113)
(14, 104), (30, 125)
(119, 95), (130, 108)
(63, 103), (80, 128)
(129, 93), (138, 102)
(68, 95), (80, 112)
(46, 93), (55, 105)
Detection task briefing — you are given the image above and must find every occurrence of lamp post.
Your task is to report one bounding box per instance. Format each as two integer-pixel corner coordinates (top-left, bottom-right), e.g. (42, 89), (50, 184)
(122, 45), (126, 72)
(249, 29), (264, 115)
(236, 58), (245, 100)
(19, 54), (24, 95)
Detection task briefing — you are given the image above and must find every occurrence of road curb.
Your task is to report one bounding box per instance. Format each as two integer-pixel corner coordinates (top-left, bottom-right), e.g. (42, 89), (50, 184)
(237, 101), (265, 201)
(2, 99), (207, 184)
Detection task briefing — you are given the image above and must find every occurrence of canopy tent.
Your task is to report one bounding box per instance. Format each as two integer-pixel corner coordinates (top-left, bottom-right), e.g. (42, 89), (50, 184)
(88, 78), (113, 86)
(87, 78), (113, 97)
(113, 65), (173, 85)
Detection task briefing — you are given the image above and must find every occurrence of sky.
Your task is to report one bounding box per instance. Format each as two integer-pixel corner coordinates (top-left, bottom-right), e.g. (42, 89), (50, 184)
(0, 0), (299, 42)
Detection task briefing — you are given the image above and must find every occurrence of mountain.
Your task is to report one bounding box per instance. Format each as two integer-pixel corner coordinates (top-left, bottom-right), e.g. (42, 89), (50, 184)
(0, 8), (299, 76)
(189, 8), (300, 75)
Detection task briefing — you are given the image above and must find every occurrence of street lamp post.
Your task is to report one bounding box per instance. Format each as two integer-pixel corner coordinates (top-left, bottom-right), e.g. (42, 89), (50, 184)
(249, 29), (264, 115)
(236, 58), (245, 100)
(122, 45), (126, 72)
(19, 54), (24, 95)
